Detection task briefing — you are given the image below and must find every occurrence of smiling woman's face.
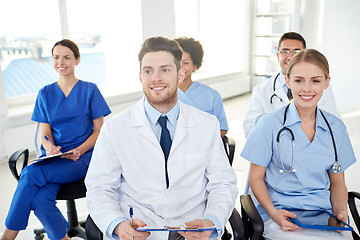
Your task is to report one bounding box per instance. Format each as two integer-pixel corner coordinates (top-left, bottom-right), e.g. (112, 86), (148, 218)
(286, 61), (330, 110)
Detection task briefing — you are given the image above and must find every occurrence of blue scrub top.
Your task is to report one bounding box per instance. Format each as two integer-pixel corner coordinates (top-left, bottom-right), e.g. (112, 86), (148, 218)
(178, 81), (229, 130)
(241, 102), (356, 221)
(32, 80), (111, 165)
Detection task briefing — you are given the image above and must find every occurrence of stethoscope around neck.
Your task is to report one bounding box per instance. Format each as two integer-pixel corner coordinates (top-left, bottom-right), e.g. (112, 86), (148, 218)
(270, 73), (282, 104)
(277, 104), (341, 173)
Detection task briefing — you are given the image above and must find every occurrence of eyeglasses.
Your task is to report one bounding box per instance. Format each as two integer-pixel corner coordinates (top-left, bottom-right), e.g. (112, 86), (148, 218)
(278, 49), (302, 56)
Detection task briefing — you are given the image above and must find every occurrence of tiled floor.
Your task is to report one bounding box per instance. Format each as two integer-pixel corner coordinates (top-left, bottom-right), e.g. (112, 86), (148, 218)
(0, 93), (359, 239)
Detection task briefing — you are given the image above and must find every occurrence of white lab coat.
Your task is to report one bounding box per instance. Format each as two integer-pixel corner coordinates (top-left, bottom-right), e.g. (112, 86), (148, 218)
(243, 72), (340, 138)
(85, 97), (238, 240)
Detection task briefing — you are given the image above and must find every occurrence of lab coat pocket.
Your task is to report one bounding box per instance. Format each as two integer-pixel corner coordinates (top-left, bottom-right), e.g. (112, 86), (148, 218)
(171, 151), (209, 188)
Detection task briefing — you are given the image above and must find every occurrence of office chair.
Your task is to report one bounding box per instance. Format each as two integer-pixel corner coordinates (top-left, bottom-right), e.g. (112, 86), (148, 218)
(348, 191), (360, 239)
(221, 135), (244, 240)
(240, 189), (360, 239)
(240, 194), (264, 240)
(8, 123), (87, 240)
(222, 135), (236, 166)
(85, 135), (244, 240)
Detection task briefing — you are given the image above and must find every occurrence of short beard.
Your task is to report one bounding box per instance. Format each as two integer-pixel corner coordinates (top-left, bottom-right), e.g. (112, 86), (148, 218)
(145, 89), (178, 113)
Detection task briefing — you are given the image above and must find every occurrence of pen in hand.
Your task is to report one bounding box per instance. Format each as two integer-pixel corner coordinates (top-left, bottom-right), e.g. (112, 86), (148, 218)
(44, 136), (62, 153)
(129, 207), (134, 240)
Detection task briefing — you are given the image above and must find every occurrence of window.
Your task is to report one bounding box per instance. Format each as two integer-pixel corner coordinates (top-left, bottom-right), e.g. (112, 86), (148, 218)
(1, 0), (247, 104)
(66, 0), (143, 96)
(0, 0), (143, 100)
(0, 0), (61, 98)
(175, 0), (245, 79)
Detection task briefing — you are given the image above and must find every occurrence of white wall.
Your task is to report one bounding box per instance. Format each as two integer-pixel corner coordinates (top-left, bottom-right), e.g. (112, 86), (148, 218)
(319, 0), (360, 192)
(301, 0), (360, 113)
(141, 0), (176, 39)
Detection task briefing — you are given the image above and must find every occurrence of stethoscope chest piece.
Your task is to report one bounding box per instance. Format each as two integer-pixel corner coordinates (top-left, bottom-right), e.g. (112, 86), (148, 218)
(333, 162), (341, 173)
(279, 168), (296, 173)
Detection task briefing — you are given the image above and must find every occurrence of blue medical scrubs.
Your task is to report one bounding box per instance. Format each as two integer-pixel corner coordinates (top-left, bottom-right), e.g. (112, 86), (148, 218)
(178, 81), (229, 131)
(241, 102), (356, 222)
(5, 80), (111, 240)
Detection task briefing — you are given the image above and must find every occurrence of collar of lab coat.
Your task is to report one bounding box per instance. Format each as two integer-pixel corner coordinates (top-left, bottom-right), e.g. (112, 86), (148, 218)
(131, 96), (195, 126)
(129, 97), (196, 148)
(273, 72), (289, 101)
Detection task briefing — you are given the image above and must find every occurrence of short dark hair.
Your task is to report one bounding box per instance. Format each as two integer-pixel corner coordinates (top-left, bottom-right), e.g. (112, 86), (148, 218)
(52, 39), (80, 59)
(278, 32), (306, 51)
(138, 36), (183, 71)
(175, 37), (204, 70)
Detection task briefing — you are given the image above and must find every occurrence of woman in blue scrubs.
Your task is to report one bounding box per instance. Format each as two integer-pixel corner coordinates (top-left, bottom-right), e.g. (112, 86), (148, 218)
(175, 37), (229, 138)
(241, 49), (356, 239)
(2, 39), (111, 240)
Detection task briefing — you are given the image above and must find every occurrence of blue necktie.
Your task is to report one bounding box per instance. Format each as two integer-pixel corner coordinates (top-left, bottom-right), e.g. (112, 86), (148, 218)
(158, 116), (172, 188)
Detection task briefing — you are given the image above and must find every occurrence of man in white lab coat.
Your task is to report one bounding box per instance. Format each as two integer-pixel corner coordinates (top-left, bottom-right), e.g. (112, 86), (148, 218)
(85, 36), (238, 240)
(243, 32), (340, 138)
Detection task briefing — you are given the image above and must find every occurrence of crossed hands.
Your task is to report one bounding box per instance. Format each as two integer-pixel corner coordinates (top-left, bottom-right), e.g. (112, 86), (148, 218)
(114, 218), (215, 240)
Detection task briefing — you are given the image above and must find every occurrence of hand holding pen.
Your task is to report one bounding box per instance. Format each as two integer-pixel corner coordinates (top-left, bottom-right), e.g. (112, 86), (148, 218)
(114, 207), (150, 240)
(44, 136), (62, 155)
(130, 207), (134, 240)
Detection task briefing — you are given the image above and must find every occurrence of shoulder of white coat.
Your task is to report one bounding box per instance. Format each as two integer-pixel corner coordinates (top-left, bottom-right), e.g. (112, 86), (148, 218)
(179, 101), (218, 123)
(102, 102), (140, 128)
(251, 76), (274, 96)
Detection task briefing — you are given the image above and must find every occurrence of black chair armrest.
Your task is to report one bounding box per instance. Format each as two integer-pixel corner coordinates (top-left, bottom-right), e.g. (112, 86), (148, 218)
(222, 136), (236, 166)
(85, 215), (103, 240)
(8, 148), (29, 181)
(228, 208), (244, 240)
(240, 194), (264, 240)
(349, 191), (360, 235)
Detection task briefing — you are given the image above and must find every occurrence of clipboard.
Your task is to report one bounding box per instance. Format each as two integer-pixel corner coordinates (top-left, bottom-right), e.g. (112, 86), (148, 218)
(136, 226), (219, 232)
(30, 151), (73, 163)
(285, 208), (353, 231)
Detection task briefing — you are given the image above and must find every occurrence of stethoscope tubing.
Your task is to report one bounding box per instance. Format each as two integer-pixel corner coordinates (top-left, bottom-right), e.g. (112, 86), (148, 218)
(277, 104), (340, 173)
(270, 73), (282, 104)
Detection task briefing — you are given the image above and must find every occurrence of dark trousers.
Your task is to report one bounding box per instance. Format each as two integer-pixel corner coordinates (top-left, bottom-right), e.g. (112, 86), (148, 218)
(168, 232), (185, 240)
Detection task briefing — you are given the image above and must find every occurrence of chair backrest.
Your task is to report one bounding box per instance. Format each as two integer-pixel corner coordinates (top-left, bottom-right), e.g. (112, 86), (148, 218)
(222, 135), (236, 166)
(8, 149), (29, 181)
(241, 166), (264, 239)
(9, 123), (41, 181)
(34, 122), (42, 158)
(240, 194), (264, 240)
(85, 215), (104, 240)
(348, 192), (360, 239)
